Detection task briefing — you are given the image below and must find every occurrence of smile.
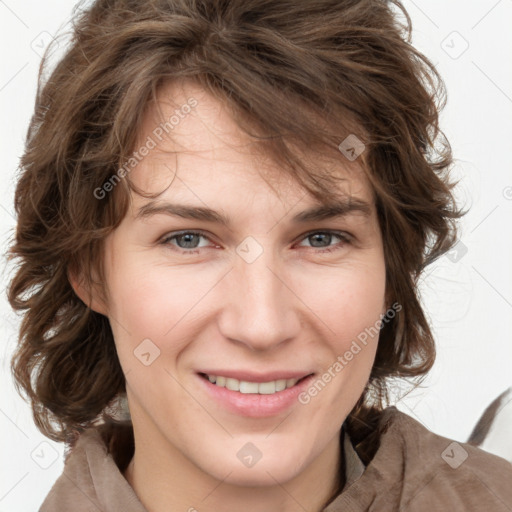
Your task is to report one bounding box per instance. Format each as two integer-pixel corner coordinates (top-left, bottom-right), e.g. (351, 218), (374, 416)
(199, 372), (309, 395)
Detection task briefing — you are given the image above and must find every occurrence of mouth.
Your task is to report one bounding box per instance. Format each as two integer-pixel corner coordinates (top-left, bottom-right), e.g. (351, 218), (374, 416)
(198, 372), (314, 395)
(197, 370), (317, 417)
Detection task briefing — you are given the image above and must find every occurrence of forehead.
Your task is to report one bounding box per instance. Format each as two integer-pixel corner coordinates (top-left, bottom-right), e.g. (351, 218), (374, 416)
(127, 80), (373, 210)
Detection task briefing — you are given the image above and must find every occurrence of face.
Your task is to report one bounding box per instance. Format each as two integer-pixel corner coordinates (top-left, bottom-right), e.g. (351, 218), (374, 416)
(96, 80), (386, 487)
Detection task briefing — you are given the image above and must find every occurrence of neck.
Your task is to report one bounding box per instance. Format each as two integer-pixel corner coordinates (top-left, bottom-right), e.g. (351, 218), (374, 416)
(123, 420), (344, 512)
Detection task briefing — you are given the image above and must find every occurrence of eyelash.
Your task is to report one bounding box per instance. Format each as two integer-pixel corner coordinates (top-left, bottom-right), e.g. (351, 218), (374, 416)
(159, 229), (352, 255)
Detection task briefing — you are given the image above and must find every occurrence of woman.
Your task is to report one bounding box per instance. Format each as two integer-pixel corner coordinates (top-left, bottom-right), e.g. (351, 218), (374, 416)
(8, 0), (512, 510)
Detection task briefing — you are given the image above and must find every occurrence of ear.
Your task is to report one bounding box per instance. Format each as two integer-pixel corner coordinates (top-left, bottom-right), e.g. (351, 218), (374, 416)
(67, 267), (109, 316)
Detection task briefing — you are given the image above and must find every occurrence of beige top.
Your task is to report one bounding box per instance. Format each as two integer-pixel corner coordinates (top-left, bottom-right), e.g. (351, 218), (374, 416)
(39, 406), (512, 511)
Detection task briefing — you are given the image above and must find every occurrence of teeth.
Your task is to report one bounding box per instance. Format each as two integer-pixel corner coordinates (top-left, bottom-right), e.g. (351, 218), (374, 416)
(226, 378), (239, 391)
(275, 379), (287, 392)
(204, 374), (301, 394)
(240, 381), (259, 393)
(258, 381), (275, 394)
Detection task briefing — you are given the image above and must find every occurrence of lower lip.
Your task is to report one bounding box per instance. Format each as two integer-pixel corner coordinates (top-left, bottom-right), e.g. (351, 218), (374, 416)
(197, 373), (316, 417)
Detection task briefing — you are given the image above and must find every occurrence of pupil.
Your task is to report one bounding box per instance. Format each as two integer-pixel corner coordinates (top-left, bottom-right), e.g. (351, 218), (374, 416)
(311, 233), (330, 247)
(180, 233), (198, 248)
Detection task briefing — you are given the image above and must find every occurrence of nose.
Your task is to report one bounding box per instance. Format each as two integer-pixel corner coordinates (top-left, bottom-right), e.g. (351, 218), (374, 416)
(217, 239), (302, 352)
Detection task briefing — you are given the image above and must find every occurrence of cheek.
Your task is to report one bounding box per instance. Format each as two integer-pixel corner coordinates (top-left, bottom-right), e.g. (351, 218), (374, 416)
(106, 257), (216, 362)
(299, 261), (386, 346)
(115, 269), (382, 334)
(298, 266), (385, 428)
(293, 262), (386, 406)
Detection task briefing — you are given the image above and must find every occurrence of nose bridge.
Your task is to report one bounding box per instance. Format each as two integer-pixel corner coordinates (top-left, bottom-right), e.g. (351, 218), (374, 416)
(219, 235), (299, 351)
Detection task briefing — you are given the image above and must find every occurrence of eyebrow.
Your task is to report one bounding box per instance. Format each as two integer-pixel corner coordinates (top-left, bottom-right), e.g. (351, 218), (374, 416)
(135, 198), (372, 225)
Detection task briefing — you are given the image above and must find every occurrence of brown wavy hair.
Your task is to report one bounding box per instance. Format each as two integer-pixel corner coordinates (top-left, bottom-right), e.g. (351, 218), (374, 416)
(7, 0), (463, 464)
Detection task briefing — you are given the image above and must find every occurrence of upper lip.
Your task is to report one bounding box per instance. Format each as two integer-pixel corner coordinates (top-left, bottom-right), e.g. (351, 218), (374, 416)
(197, 370), (315, 382)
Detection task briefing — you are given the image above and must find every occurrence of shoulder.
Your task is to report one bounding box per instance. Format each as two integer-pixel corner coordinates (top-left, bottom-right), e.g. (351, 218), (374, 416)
(375, 407), (512, 510)
(38, 426), (145, 512)
(38, 429), (105, 511)
(380, 405), (511, 467)
(328, 407), (512, 512)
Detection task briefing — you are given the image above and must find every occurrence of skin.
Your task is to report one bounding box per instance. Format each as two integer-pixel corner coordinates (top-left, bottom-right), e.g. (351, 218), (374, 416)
(73, 80), (387, 512)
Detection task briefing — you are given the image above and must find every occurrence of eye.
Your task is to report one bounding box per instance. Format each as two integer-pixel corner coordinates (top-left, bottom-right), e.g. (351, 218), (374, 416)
(159, 229), (352, 254)
(159, 231), (211, 254)
(296, 230), (352, 253)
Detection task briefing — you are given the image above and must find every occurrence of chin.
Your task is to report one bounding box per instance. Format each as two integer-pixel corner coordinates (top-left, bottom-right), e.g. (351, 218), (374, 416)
(209, 461), (303, 488)
(182, 438), (305, 488)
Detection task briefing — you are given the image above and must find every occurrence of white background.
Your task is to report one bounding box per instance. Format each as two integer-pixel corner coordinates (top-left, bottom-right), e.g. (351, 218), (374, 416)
(1, 0), (511, 510)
